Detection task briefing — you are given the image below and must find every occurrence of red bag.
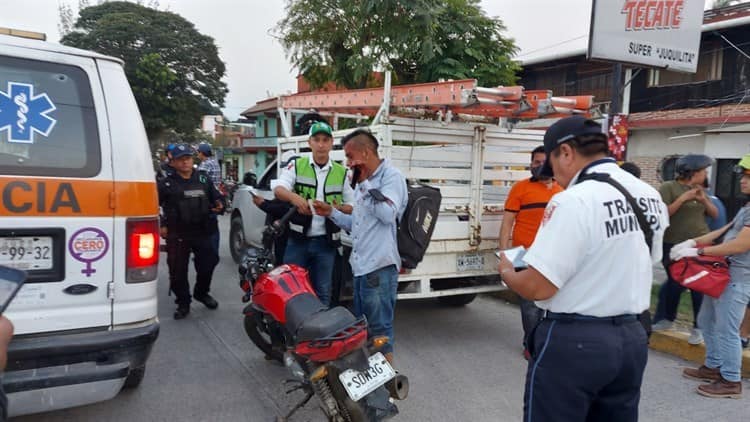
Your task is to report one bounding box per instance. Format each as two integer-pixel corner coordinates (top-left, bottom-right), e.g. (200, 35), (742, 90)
(668, 251), (730, 298)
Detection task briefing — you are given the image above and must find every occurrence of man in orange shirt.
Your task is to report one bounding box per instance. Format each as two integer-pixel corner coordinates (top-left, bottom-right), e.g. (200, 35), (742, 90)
(499, 145), (563, 358)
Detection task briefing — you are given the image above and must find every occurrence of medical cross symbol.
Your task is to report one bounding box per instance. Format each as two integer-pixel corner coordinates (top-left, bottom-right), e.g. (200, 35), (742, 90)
(0, 82), (57, 144)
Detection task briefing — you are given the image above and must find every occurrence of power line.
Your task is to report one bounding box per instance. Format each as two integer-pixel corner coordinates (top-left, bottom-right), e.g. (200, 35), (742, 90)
(515, 35), (588, 59)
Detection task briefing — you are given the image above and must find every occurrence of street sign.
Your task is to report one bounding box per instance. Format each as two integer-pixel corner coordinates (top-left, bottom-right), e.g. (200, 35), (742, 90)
(588, 0), (704, 73)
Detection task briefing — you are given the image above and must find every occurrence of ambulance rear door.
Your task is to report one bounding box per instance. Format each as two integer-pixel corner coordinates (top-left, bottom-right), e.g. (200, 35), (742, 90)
(0, 44), (116, 334)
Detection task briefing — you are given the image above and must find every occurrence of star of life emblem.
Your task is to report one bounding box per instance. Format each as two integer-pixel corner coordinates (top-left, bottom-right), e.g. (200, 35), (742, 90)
(0, 82), (57, 144)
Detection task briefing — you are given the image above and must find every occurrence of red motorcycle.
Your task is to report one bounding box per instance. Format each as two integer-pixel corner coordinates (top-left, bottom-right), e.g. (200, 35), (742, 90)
(238, 209), (408, 422)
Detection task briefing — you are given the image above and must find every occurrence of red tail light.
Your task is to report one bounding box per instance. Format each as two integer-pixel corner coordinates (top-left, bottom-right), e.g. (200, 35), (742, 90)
(126, 218), (159, 283)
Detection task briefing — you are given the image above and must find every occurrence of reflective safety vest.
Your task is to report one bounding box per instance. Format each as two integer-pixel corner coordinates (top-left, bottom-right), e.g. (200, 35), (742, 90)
(293, 156), (346, 205)
(291, 156), (346, 241)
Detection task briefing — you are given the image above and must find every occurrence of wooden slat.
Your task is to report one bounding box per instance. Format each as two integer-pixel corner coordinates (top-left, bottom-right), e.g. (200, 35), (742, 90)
(391, 146), (532, 166)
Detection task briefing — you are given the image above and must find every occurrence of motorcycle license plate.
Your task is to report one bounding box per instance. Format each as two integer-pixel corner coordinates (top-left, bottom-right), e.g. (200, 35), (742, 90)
(338, 352), (395, 402)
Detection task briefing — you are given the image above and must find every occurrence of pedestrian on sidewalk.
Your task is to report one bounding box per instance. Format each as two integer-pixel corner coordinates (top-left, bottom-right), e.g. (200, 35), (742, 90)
(675, 154), (750, 399)
(653, 154), (719, 346)
(499, 145), (562, 359)
(498, 116), (669, 421)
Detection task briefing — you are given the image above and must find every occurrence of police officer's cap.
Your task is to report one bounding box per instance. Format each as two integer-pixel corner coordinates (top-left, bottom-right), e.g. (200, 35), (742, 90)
(171, 143), (193, 159)
(539, 116), (607, 177)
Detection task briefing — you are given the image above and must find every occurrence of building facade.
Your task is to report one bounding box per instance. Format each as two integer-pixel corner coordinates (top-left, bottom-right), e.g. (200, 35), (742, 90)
(519, 3), (750, 218)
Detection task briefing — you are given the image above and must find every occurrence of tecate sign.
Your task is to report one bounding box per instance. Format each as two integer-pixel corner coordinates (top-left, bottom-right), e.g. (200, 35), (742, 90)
(588, 0), (704, 73)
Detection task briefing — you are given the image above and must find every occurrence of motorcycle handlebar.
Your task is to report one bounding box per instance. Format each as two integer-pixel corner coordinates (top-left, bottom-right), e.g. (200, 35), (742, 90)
(269, 207), (297, 234)
(279, 207), (297, 226)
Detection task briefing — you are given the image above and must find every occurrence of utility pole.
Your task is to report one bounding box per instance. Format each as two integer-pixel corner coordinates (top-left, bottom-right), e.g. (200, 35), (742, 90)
(610, 63), (623, 115)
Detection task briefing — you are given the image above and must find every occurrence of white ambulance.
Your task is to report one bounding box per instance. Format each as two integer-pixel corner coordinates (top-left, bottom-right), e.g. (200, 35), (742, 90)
(0, 29), (160, 416)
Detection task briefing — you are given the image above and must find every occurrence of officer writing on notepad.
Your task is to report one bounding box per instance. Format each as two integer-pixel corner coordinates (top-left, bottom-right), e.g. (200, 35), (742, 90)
(497, 116), (669, 422)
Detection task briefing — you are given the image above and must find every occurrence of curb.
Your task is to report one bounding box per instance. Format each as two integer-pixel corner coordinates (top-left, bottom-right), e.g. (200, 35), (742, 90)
(649, 330), (750, 379)
(487, 290), (750, 378)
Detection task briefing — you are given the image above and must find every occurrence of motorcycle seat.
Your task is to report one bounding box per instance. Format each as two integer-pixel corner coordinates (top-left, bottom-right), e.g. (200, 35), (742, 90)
(284, 293), (358, 342)
(296, 306), (358, 342)
(284, 293), (326, 335)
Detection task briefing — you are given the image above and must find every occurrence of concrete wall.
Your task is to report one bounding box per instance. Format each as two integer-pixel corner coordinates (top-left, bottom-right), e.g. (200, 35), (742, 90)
(630, 128), (750, 159)
(628, 127), (750, 189)
(704, 133), (750, 158)
(628, 128), (706, 157)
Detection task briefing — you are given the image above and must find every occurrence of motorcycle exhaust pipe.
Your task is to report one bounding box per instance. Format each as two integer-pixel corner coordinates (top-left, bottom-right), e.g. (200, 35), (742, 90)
(386, 374), (409, 400)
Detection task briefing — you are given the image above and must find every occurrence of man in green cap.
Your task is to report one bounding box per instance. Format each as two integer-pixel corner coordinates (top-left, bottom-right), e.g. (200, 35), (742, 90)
(272, 121), (354, 306)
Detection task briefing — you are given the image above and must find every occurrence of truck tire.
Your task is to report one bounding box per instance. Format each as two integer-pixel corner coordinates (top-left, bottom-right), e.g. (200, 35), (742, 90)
(123, 366), (146, 389)
(230, 215), (247, 264)
(437, 293), (477, 307)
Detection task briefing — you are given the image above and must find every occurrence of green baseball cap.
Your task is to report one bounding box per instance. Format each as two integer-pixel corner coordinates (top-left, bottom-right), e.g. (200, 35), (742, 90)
(309, 121), (333, 137)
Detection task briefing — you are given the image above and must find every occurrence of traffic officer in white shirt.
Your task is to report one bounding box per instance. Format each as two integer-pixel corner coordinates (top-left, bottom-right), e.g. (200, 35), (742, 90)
(272, 121), (354, 306)
(497, 116), (669, 422)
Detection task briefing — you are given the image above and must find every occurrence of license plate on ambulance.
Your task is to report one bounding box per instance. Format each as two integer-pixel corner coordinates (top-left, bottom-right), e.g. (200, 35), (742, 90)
(338, 352), (395, 402)
(457, 253), (484, 271)
(0, 236), (54, 270)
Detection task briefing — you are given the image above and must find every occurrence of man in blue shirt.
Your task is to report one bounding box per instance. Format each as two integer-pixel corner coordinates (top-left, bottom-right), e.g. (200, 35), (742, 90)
(197, 143), (222, 189)
(313, 129), (407, 363)
(197, 143), (223, 256)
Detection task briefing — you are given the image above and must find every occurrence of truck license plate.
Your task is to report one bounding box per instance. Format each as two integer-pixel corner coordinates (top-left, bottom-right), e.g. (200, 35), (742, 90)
(338, 352), (395, 402)
(0, 236), (54, 270)
(457, 253), (484, 271)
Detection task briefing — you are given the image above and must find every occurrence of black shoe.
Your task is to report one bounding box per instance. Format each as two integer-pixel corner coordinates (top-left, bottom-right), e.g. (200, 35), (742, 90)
(174, 305), (190, 320)
(194, 294), (218, 310)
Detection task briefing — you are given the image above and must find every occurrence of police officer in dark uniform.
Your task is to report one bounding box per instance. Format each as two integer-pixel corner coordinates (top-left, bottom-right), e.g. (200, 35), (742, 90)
(158, 144), (223, 319)
(497, 117), (669, 421)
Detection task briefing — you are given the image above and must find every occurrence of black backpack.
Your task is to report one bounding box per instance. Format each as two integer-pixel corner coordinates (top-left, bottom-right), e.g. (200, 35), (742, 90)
(398, 183), (442, 269)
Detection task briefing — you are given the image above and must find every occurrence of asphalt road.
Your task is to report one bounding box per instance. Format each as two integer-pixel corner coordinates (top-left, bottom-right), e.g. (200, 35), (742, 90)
(15, 216), (749, 421)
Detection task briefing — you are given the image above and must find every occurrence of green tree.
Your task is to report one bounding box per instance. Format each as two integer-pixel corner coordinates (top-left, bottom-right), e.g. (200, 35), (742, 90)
(276, 0), (519, 89)
(61, 1), (228, 141)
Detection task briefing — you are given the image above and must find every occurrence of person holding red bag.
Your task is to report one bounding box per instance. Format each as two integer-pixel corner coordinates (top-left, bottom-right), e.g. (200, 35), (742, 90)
(653, 154), (718, 345)
(672, 154), (750, 398)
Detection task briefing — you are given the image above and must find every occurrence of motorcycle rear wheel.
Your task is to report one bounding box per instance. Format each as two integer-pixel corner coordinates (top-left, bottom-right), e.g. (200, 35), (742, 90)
(243, 313), (285, 362)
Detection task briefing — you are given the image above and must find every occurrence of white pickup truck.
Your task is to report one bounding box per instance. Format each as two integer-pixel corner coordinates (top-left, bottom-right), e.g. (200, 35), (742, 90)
(229, 117), (544, 305)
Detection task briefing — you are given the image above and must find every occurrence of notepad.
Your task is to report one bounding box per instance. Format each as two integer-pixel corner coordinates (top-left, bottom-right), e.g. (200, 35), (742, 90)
(495, 246), (527, 269)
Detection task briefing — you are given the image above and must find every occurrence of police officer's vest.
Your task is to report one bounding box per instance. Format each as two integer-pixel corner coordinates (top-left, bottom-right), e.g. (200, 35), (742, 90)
(291, 157), (346, 241)
(175, 171), (211, 229)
